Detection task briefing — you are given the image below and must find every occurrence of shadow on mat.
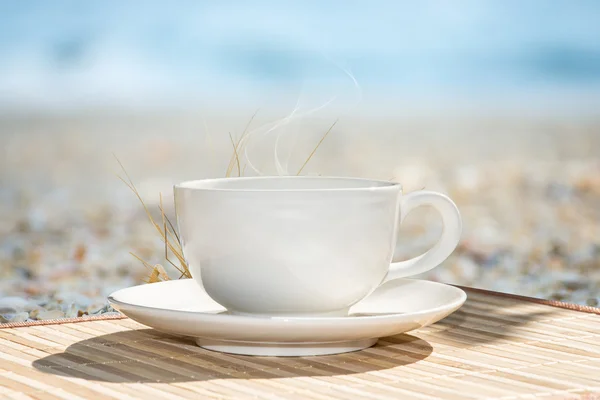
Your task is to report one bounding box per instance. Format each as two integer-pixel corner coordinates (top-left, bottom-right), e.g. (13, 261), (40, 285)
(33, 329), (432, 383)
(433, 288), (556, 346)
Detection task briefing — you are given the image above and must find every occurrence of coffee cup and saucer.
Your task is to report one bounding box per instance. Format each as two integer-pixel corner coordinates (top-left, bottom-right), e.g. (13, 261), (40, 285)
(108, 176), (466, 356)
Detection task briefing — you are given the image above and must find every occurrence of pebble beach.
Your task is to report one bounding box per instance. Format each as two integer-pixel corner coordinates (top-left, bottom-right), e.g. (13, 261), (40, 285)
(1, 112), (599, 323)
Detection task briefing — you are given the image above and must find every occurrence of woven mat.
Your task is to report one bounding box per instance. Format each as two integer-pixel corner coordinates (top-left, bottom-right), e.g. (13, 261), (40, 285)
(0, 289), (599, 400)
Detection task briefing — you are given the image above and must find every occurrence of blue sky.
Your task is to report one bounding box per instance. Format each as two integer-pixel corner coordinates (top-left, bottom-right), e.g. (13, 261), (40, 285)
(1, 1), (600, 113)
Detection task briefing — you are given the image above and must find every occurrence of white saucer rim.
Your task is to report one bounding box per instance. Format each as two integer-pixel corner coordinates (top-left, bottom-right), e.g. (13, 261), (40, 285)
(107, 278), (467, 323)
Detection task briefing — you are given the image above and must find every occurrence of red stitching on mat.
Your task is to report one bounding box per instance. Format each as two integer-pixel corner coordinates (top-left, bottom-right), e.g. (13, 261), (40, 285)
(0, 313), (128, 329)
(458, 286), (600, 315)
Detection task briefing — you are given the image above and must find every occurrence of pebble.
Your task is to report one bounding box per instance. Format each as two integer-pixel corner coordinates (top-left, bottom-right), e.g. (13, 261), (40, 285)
(55, 293), (93, 309)
(86, 303), (106, 314)
(35, 309), (65, 320)
(452, 256), (479, 284)
(0, 311), (29, 323)
(0, 297), (39, 313)
(454, 165), (481, 193)
(11, 312), (29, 322)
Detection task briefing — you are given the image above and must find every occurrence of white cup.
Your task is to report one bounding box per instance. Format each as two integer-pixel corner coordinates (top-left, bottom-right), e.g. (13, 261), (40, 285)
(174, 176), (462, 317)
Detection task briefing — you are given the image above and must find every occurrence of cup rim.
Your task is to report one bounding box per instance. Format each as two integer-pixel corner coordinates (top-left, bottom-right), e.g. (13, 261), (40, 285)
(173, 175), (402, 192)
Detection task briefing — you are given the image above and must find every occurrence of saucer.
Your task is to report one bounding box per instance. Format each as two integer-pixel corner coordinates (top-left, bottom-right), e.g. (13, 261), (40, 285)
(108, 278), (466, 357)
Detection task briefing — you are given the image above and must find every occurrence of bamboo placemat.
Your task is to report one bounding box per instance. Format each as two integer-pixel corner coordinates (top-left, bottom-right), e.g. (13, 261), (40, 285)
(0, 289), (599, 400)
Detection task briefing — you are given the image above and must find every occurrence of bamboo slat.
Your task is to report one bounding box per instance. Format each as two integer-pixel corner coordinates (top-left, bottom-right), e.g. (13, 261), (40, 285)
(0, 288), (598, 400)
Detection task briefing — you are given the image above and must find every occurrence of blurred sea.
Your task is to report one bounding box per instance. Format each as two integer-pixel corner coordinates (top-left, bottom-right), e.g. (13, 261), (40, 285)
(1, 0), (600, 115)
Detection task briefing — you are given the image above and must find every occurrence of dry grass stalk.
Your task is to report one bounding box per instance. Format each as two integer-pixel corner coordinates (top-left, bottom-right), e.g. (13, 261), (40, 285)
(119, 113), (336, 282)
(114, 156), (191, 282)
(226, 110), (258, 177)
(147, 264), (170, 283)
(227, 132), (241, 177)
(296, 119), (337, 176)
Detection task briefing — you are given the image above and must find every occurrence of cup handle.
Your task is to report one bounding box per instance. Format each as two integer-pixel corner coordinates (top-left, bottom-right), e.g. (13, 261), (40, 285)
(384, 190), (463, 282)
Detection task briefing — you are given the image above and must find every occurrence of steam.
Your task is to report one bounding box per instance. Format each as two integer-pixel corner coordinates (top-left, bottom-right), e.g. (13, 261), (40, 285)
(234, 58), (363, 176)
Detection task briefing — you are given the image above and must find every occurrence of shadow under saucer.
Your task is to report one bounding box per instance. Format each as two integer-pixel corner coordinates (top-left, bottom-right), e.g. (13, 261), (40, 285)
(33, 329), (433, 383)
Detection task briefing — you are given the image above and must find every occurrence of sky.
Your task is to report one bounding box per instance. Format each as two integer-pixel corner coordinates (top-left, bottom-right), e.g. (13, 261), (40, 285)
(1, 0), (600, 114)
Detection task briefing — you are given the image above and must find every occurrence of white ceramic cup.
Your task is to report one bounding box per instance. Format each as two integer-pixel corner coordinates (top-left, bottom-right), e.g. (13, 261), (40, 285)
(174, 176), (462, 317)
